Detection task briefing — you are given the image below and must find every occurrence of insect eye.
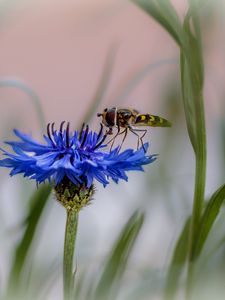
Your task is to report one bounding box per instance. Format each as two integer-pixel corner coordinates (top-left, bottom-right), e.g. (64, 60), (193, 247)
(105, 110), (115, 126)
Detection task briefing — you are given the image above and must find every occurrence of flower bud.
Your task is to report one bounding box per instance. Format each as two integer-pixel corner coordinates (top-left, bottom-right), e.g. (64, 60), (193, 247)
(55, 179), (94, 212)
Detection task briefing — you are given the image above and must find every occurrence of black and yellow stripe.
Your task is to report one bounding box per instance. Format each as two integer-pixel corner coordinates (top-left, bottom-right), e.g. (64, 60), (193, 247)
(134, 114), (171, 127)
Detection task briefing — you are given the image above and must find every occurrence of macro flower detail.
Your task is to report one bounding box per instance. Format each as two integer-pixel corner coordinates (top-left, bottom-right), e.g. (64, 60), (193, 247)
(0, 122), (157, 188)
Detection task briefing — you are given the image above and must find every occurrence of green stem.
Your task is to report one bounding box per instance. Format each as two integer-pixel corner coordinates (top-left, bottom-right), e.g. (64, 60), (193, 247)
(63, 209), (78, 300)
(186, 92), (206, 298)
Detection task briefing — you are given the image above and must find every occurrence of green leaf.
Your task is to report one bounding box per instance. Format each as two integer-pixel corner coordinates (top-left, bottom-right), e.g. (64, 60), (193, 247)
(164, 216), (190, 299)
(180, 52), (197, 152)
(183, 12), (204, 92)
(94, 210), (144, 300)
(193, 184), (225, 259)
(7, 184), (52, 292)
(180, 7), (206, 269)
(131, 0), (183, 46)
(220, 115), (225, 177)
(180, 8), (204, 153)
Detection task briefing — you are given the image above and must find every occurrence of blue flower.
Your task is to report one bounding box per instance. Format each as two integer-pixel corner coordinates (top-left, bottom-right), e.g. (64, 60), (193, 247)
(0, 122), (157, 187)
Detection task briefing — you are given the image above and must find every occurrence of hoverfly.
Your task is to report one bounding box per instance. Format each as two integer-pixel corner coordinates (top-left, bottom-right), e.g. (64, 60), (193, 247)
(97, 107), (171, 151)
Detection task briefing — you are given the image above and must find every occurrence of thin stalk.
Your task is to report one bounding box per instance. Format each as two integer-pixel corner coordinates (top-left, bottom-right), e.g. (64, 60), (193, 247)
(186, 91), (207, 297)
(63, 209), (78, 300)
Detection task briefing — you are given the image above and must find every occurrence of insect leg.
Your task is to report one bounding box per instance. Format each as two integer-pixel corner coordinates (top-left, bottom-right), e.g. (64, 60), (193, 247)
(138, 129), (147, 149)
(109, 128), (127, 151)
(108, 127), (122, 151)
(106, 127), (117, 144)
(129, 127), (147, 151)
(107, 126), (128, 151)
(118, 128), (128, 152)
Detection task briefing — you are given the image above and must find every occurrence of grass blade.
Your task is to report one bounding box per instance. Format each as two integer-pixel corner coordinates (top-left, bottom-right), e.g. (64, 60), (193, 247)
(94, 210), (144, 300)
(180, 52), (197, 151)
(165, 216), (190, 299)
(7, 184), (52, 292)
(193, 184), (225, 259)
(180, 6), (206, 298)
(131, 0), (183, 46)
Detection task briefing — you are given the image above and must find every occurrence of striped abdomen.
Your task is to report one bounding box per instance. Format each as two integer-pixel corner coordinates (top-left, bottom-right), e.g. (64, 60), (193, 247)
(134, 114), (171, 127)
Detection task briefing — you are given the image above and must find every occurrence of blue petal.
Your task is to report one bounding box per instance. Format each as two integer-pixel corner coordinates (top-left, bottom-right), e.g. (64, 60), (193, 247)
(54, 170), (66, 184)
(35, 152), (59, 167)
(65, 170), (82, 185)
(0, 127), (157, 187)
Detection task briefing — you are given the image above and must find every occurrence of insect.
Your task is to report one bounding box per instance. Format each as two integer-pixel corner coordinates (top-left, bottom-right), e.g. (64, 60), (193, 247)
(97, 107), (171, 151)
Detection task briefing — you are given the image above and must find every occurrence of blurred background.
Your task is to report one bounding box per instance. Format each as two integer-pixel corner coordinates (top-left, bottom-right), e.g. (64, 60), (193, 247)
(0, 0), (225, 299)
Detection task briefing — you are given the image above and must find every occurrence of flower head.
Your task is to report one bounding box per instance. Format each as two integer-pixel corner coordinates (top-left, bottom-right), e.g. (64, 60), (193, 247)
(0, 122), (157, 188)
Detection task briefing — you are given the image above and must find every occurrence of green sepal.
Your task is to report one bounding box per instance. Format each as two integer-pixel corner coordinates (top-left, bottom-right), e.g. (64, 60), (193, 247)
(55, 179), (94, 212)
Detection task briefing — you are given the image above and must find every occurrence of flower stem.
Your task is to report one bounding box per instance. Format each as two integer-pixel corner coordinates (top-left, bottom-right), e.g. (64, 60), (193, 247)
(63, 209), (78, 300)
